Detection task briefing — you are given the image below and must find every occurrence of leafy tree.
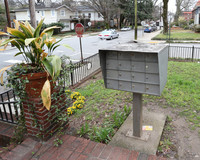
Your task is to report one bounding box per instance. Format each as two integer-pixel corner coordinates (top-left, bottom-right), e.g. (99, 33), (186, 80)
(119, 0), (153, 25)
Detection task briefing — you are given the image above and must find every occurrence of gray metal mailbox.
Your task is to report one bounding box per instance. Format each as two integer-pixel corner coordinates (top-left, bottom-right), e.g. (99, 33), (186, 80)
(99, 43), (169, 96)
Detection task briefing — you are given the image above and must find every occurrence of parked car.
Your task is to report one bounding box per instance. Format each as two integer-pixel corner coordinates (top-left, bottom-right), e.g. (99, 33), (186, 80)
(121, 27), (131, 31)
(144, 26), (152, 33)
(98, 30), (119, 40)
(151, 25), (157, 31)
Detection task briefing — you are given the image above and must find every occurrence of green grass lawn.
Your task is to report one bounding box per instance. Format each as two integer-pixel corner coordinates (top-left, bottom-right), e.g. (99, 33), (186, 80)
(68, 61), (200, 143)
(152, 29), (200, 40)
(146, 61), (200, 130)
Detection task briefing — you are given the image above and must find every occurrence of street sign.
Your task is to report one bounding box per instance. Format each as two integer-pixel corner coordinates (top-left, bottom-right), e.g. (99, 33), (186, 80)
(75, 23), (84, 37)
(88, 22), (91, 27)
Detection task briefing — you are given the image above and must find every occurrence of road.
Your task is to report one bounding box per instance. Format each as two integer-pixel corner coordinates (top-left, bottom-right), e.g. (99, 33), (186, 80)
(0, 29), (144, 92)
(0, 29), (144, 69)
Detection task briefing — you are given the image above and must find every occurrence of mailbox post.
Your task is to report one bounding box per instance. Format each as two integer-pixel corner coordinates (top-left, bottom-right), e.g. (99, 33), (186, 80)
(99, 43), (168, 138)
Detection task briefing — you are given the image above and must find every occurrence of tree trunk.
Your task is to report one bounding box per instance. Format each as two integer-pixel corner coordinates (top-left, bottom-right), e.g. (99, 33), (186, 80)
(29, 0), (36, 28)
(162, 0), (169, 34)
(4, 0), (11, 28)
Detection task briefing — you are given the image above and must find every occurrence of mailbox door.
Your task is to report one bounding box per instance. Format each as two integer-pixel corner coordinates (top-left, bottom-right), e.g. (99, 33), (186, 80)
(146, 54), (158, 63)
(106, 52), (118, 59)
(106, 59), (118, 70)
(106, 70), (118, 79)
(132, 62), (145, 72)
(146, 84), (160, 95)
(118, 52), (131, 60)
(107, 79), (118, 90)
(145, 63), (159, 73)
(145, 73), (159, 84)
(132, 83), (145, 93)
(118, 60), (131, 71)
(118, 71), (131, 81)
(131, 53), (145, 61)
(119, 81), (132, 92)
(132, 72), (145, 83)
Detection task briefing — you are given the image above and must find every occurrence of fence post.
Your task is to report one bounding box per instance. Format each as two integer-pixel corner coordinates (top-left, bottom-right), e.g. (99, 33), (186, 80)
(192, 46), (194, 62)
(70, 67), (74, 86)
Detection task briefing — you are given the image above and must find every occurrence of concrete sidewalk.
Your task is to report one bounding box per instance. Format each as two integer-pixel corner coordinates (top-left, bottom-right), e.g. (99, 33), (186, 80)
(0, 134), (166, 160)
(137, 30), (165, 44)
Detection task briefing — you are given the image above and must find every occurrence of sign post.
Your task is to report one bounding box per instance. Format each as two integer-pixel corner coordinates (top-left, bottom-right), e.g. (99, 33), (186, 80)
(75, 23), (84, 62)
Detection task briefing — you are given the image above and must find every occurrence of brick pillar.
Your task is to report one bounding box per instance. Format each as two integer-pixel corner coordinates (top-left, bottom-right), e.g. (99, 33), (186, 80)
(23, 91), (69, 141)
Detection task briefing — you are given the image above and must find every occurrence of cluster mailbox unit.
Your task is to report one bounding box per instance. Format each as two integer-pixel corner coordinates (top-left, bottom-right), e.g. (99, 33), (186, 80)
(99, 43), (168, 137)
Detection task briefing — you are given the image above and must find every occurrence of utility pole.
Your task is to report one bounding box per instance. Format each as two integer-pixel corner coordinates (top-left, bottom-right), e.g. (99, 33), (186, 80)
(4, 0), (11, 28)
(135, 0), (137, 40)
(29, 0), (36, 28)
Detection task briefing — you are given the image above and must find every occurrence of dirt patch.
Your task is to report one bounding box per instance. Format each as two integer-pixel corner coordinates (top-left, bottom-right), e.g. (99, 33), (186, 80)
(145, 101), (200, 160)
(66, 72), (200, 160)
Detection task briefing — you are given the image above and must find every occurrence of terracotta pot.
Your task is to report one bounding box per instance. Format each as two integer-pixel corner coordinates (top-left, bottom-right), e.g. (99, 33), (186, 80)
(21, 72), (53, 98)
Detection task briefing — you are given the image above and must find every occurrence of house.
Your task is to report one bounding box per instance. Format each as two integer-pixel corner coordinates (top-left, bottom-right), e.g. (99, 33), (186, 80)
(11, 0), (104, 31)
(192, 0), (200, 24)
(182, 11), (192, 21)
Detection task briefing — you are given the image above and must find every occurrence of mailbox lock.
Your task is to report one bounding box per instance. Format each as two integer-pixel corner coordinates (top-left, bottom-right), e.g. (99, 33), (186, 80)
(132, 84), (135, 88)
(146, 87), (149, 90)
(146, 65), (149, 69)
(131, 54), (134, 56)
(132, 74), (134, 78)
(119, 83), (122, 86)
(119, 73), (121, 76)
(119, 63), (121, 66)
(132, 64), (134, 67)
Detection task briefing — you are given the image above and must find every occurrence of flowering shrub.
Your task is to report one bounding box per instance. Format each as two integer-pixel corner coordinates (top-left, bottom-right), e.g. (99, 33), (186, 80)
(70, 92), (81, 100)
(66, 90), (85, 115)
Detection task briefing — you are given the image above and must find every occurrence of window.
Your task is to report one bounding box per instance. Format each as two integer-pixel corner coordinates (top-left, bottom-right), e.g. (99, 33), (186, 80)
(83, 13), (85, 18)
(60, 10), (65, 16)
(41, 10), (45, 16)
(88, 13), (91, 18)
(51, 10), (55, 17)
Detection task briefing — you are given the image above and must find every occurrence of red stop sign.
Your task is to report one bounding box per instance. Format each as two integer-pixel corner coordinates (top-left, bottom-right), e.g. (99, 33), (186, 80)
(75, 23), (84, 37)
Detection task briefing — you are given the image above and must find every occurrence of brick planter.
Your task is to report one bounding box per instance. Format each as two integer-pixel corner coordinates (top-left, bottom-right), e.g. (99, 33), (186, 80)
(22, 90), (69, 141)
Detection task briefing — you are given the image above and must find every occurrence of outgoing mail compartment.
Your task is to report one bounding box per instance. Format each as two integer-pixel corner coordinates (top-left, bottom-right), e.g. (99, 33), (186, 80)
(145, 84), (160, 95)
(118, 60), (131, 71)
(106, 70), (118, 79)
(132, 72), (145, 83)
(132, 82), (145, 93)
(119, 81), (132, 92)
(118, 52), (131, 60)
(145, 73), (159, 84)
(106, 59), (118, 70)
(106, 52), (118, 59)
(106, 79), (118, 90)
(118, 71), (131, 81)
(132, 62), (145, 72)
(131, 53), (145, 61)
(146, 54), (158, 62)
(145, 63), (159, 73)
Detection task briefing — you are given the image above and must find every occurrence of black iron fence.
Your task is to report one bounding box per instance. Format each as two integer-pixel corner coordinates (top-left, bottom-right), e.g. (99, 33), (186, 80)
(169, 45), (200, 62)
(0, 89), (20, 124)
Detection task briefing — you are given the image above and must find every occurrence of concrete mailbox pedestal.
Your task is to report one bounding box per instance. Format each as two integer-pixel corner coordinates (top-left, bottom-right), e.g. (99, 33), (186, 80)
(99, 43), (168, 154)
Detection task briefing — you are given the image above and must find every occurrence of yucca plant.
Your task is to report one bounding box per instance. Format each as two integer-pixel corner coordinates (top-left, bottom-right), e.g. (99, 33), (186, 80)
(0, 19), (63, 110)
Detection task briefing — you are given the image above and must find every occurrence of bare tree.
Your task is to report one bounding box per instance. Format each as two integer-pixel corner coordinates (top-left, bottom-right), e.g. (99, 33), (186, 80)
(174, 0), (195, 22)
(81, 0), (117, 28)
(162, 0), (169, 34)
